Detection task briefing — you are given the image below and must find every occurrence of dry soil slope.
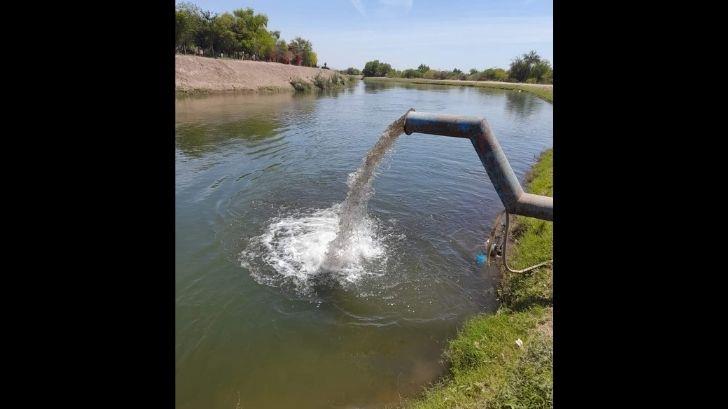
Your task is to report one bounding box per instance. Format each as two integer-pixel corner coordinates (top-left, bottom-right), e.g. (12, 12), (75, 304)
(176, 54), (339, 93)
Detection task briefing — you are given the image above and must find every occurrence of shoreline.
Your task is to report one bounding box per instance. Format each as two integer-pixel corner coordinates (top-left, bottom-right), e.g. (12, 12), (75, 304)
(363, 77), (553, 103)
(175, 55), (352, 95)
(404, 149), (554, 408)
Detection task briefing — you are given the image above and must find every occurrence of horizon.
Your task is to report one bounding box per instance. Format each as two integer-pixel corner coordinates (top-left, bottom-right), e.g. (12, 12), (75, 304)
(181, 0), (553, 71)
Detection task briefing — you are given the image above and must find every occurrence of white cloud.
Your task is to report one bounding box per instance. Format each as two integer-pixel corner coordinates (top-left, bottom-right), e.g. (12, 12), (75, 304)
(350, 0), (366, 17)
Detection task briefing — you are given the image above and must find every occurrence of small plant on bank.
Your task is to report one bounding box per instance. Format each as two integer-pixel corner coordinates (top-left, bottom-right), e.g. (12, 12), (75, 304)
(290, 78), (312, 92)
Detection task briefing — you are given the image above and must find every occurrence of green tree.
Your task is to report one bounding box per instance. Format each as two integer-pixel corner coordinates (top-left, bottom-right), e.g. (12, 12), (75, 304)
(194, 9), (218, 56)
(402, 68), (422, 78)
(509, 50), (551, 83)
(362, 60), (394, 76)
(492, 68), (508, 81)
(213, 13), (239, 57)
(231, 8), (273, 59)
(305, 50), (317, 67)
(378, 63), (393, 76)
(174, 3), (322, 65)
(288, 37), (313, 66)
(530, 60), (552, 83)
(175, 3), (202, 53)
(362, 60), (380, 76)
(523, 50), (541, 65)
(275, 40), (290, 63)
(509, 56), (530, 82)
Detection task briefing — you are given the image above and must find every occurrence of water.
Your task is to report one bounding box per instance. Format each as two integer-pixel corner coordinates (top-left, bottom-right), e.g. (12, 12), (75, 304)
(322, 109), (412, 275)
(176, 81), (552, 409)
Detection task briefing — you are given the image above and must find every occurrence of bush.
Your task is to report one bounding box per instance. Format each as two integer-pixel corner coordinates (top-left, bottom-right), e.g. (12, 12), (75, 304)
(493, 68), (509, 81)
(312, 72), (349, 89)
(541, 70), (553, 84)
(423, 69), (447, 80)
(402, 69), (422, 78)
(362, 60), (393, 77)
(290, 78), (312, 92)
(508, 51), (553, 83)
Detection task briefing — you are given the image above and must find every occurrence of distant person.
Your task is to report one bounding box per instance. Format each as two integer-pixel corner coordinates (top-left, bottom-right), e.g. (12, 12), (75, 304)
(322, 62), (329, 70)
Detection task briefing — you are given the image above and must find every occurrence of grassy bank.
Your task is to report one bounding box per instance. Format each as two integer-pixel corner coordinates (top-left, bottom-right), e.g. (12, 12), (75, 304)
(363, 77), (553, 103)
(290, 72), (354, 92)
(403, 149), (553, 409)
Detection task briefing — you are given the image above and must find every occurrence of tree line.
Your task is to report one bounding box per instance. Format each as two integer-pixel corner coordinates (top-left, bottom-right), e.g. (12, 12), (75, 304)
(346, 51), (552, 84)
(176, 2), (318, 67)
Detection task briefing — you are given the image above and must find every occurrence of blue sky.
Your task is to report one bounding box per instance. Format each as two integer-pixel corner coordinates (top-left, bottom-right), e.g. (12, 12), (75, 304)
(183, 1), (552, 71)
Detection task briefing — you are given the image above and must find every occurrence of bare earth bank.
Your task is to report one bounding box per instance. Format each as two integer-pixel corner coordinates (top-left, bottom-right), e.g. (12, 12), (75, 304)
(175, 54), (341, 94)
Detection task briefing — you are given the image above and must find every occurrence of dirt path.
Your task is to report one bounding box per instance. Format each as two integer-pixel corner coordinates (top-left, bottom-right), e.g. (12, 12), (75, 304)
(175, 55), (340, 93)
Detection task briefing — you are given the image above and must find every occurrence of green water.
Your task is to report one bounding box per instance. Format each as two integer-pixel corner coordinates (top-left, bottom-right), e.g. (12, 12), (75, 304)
(176, 82), (552, 408)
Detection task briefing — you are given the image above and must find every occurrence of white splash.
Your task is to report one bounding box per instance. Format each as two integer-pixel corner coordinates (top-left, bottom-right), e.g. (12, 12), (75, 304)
(241, 111), (410, 294)
(240, 205), (386, 293)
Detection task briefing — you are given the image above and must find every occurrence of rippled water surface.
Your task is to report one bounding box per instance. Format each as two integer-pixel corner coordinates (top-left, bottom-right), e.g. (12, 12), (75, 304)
(176, 81), (552, 409)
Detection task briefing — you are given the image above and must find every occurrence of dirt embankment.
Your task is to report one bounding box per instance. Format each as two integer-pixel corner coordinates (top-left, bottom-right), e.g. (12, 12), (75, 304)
(175, 55), (341, 94)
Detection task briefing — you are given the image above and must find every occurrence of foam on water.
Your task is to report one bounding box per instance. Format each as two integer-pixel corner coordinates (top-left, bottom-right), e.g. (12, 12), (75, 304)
(241, 204), (388, 293)
(241, 110), (411, 294)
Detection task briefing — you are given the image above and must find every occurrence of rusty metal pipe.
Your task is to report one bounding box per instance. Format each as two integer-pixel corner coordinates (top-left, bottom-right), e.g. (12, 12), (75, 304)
(404, 111), (553, 221)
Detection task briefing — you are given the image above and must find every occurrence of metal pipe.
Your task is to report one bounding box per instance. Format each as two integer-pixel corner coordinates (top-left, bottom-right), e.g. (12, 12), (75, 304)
(404, 111), (553, 221)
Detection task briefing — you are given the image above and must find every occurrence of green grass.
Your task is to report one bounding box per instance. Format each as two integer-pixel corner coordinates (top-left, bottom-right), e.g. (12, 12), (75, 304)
(402, 149), (553, 409)
(362, 77), (553, 103)
(291, 72), (354, 93)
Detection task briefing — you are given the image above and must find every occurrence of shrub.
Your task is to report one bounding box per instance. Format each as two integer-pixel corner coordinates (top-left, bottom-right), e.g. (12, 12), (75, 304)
(362, 60), (393, 77)
(290, 78), (312, 92)
(402, 69), (422, 78)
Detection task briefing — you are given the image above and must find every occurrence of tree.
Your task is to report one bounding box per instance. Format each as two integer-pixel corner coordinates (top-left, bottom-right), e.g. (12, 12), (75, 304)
(213, 13), (239, 57)
(417, 64), (430, 73)
(193, 9), (218, 56)
(275, 40), (290, 63)
(256, 30), (276, 60)
(230, 8), (273, 59)
(288, 37), (314, 66)
(175, 3), (203, 53)
(362, 60), (392, 77)
(530, 60), (552, 83)
(508, 50), (551, 83)
(523, 50), (541, 65)
(362, 60), (379, 76)
(402, 69), (422, 78)
(509, 56), (530, 82)
(304, 50), (317, 67)
(174, 4), (322, 66)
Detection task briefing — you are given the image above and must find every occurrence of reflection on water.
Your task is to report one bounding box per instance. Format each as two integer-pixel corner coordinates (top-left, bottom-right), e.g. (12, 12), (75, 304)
(176, 117), (281, 156)
(505, 89), (542, 118)
(175, 81), (552, 409)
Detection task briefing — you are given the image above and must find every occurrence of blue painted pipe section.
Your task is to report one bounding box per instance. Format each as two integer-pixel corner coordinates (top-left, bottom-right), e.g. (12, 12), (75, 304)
(404, 111), (553, 221)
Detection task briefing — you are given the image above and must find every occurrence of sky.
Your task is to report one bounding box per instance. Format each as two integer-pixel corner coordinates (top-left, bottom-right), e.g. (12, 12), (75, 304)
(182, 0), (552, 71)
